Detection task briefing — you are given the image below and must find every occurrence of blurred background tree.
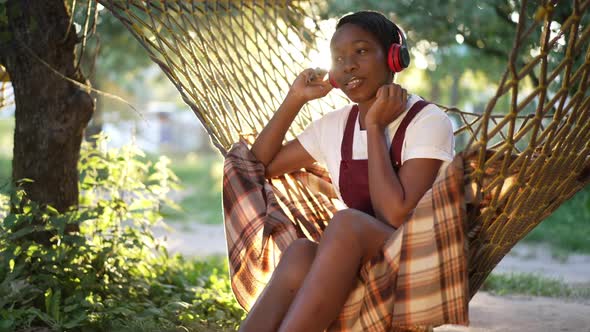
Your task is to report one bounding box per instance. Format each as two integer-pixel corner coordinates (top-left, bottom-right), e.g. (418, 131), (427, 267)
(322, 0), (578, 109)
(0, 0), (94, 217)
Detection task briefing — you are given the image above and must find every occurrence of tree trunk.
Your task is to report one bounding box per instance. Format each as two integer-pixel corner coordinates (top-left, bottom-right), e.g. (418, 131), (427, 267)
(0, 0), (94, 213)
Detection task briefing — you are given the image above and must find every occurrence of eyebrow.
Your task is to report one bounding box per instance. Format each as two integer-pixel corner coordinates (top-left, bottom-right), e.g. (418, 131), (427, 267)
(331, 39), (372, 51)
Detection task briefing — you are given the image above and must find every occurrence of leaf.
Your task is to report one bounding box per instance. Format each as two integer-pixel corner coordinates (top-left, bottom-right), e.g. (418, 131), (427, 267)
(62, 311), (87, 329)
(0, 319), (14, 330)
(3, 213), (17, 228)
(7, 226), (37, 240)
(44, 288), (53, 317)
(8, 225), (44, 241)
(51, 289), (62, 322)
(45, 204), (60, 216)
(30, 307), (56, 327)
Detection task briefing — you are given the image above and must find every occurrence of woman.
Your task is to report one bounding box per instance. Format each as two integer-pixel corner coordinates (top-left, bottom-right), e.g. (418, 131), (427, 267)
(239, 10), (454, 332)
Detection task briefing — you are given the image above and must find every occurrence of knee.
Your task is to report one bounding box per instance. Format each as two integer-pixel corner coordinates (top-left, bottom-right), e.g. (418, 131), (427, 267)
(277, 238), (317, 290)
(325, 208), (363, 238)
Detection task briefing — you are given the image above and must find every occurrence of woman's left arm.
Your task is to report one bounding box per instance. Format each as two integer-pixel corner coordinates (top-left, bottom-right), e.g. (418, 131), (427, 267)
(365, 84), (445, 228)
(366, 128), (442, 228)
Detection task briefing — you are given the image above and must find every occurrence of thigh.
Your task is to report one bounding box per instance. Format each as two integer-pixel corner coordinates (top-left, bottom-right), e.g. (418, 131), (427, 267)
(327, 209), (396, 264)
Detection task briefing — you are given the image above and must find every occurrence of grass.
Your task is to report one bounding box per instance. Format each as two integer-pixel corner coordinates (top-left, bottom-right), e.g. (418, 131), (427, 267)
(0, 154), (9, 194)
(159, 151), (225, 225)
(523, 186), (590, 255)
(0, 118), (12, 195)
(482, 272), (590, 300)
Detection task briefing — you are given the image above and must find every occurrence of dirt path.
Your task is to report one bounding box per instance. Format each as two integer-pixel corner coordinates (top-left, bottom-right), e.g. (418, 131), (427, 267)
(435, 292), (590, 332)
(157, 222), (590, 332)
(157, 223), (590, 284)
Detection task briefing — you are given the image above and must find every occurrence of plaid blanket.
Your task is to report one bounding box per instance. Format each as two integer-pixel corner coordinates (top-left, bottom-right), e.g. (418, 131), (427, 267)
(222, 140), (469, 331)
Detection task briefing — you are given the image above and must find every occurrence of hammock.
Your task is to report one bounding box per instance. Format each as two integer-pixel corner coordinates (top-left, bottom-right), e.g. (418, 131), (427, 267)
(99, 0), (590, 310)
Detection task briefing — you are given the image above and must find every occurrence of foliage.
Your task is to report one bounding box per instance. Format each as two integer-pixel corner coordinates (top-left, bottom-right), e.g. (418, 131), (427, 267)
(524, 186), (590, 254)
(321, 0), (589, 106)
(322, 0), (510, 76)
(322, 0), (582, 69)
(0, 135), (244, 331)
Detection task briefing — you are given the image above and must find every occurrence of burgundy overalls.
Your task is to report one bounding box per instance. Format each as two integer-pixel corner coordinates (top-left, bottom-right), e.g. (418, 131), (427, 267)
(338, 100), (430, 217)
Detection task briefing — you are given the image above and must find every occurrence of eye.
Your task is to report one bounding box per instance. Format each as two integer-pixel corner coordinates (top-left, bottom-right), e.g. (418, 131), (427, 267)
(334, 56), (343, 63)
(357, 48), (367, 55)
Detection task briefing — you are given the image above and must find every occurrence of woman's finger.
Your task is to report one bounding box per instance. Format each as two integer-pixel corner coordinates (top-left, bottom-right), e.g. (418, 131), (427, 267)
(375, 85), (383, 99)
(305, 70), (316, 84)
(387, 84), (395, 99)
(315, 67), (328, 79)
(391, 84), (402, 100)
(306, 68), (328, 84)
(379, 85), (389, 99)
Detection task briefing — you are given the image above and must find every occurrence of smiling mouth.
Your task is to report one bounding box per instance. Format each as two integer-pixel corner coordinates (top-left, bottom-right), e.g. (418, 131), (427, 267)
(346, 78), (363, 90)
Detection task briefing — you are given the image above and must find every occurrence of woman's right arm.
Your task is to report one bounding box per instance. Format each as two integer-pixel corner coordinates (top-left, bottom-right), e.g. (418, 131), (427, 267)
(250, 68), (332, 178)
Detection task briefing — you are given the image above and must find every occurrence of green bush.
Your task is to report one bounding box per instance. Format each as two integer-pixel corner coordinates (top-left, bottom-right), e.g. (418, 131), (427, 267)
(0, 135), (244, 332)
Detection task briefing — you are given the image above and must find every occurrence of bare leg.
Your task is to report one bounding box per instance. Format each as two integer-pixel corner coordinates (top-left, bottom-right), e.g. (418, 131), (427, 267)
(278, 209), (395, 332)
(239, 238), (318, 332)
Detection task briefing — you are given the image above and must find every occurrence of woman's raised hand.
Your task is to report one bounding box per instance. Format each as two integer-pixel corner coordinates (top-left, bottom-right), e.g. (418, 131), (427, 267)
(287, 68), (333, 105)
(366, 83), (408, 130)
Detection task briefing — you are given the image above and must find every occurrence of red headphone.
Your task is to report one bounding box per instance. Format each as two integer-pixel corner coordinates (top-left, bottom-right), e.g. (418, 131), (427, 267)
(329, 24), (410, 89)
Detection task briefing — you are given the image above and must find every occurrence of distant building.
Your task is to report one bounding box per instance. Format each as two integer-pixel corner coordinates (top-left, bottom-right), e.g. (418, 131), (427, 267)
(102, 101), (213, 155)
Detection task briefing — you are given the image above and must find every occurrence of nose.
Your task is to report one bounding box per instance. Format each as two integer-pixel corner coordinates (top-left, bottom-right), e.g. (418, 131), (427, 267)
(342, 55), (358, 73)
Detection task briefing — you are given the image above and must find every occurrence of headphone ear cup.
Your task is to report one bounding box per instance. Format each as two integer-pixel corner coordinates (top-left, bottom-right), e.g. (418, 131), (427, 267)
(329, 72), (339, 89)
(388, 43), (404, 73)
(399, 46), (410, 69)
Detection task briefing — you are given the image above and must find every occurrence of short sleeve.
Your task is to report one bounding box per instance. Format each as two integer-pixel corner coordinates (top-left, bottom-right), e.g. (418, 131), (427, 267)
(296, 117), (326, 165)
(403, 106), (455, 163)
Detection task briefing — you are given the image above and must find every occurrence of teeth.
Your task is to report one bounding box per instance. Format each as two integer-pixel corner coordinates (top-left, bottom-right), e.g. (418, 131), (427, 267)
(347, 78), (361, 87)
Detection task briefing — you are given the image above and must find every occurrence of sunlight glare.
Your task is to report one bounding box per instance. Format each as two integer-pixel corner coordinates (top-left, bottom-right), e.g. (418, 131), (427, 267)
(308, 18), (337, 71)
(550, 21), (566, 47)
(455, 34), (464, 44)
(413, 51), (429, 70)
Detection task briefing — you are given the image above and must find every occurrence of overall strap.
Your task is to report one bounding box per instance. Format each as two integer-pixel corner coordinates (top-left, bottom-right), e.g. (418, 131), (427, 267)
(341, 105), (359, 160)
(390, 100), (430, 168)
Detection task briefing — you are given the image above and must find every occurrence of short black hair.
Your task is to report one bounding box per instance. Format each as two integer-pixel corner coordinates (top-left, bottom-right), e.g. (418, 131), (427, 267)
(335, 11), (401, 55)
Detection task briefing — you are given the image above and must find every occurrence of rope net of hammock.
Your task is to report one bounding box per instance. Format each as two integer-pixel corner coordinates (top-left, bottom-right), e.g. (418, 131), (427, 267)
(99, 0), (590, 296)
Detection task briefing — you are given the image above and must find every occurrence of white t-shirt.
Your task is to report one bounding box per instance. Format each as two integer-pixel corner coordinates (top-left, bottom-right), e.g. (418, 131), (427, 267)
(296, 94), (455, 201)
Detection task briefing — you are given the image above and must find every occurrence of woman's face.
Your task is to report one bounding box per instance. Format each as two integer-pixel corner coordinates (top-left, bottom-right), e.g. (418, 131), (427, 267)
(330, 23), (391, 103)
